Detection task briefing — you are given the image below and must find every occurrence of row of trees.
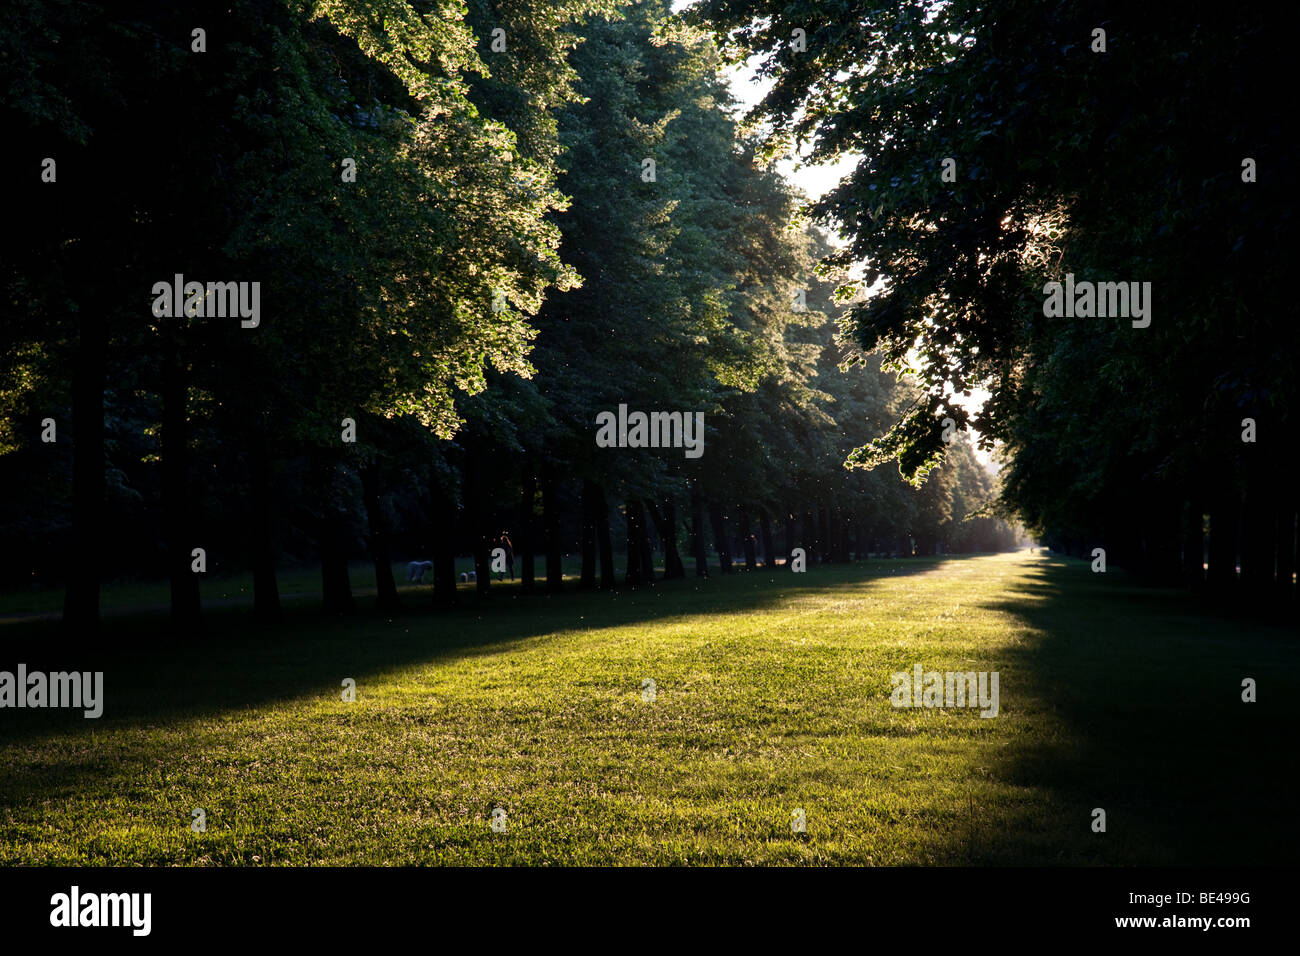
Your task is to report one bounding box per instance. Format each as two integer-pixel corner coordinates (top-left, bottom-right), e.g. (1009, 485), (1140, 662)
(696, 0), (1297, 607)
(1, 0), (1016, 636)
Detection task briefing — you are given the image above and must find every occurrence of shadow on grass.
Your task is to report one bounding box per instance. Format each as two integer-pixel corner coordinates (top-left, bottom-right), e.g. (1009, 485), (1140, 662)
(0, 556), (945, 756)
(978, 553), (1300, 864)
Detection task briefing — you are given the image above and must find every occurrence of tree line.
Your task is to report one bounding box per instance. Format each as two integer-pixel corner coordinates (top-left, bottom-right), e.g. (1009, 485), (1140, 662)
(1, 0), (1016, 636)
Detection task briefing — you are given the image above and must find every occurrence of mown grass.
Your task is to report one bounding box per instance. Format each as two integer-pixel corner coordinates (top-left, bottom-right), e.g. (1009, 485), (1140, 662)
(0, 551), (1295, 865)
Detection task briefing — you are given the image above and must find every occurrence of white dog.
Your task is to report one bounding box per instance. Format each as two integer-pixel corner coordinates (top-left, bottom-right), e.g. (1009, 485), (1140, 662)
(406, 560), (433, 583)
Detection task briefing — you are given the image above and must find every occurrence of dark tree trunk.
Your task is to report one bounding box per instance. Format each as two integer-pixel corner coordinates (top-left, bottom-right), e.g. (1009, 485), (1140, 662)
(580, 478), (599, 589)
(1181, 499), (1205, 591)
(62, 316), (107, 639)
(431, 483), (458, 607)
(314, 458), (355, 616)
(760, 510), (776, 569)
(1123, 506), (1147, 576)
(1275, 503), (1296, 608)
(830, 504), (851, 562)
(1207, 496), (1238, 594)
(665, 500), (685, 579)
(625, 500), (646, 585)
(595, 485), (615, 589)
(162, 341), (202, 636)
(647, 499), (685, 579)
(785, 511), (796, 564)
(1101, 518), (1122, 575)
(691, 482), (709, 577)
(817, 504), (831, 563)
(803, 512), (818, 563)
(738, 505), (757, 571)
(360, 461), (400, 613)
(1240, 479), (1274, 599)
(709, 502), (733, 574)
(462, 450), (491, 597)
(474, 540), (491, 595)
(1148, 499), (1182, 586)
(319, 504), (356, 615)
(638, 499), (656, 582)
(542, 460), (563, 592)
(519, 463), (536, 593)
(248, 429), (282, 624)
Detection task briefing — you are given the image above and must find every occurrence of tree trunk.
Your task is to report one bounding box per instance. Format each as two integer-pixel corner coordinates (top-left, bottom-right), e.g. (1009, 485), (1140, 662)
(520, 463), (536, 593)
(431, 482), (458, 607)
(320, 504), (356, 615)
(314, 458), (355, 616)
(162, 340), (202, 636)
(638, 499), (656, 583)
(1275, 502), (1296, 610)
(1240, 480), (1274, 599)
(596, 485), (616, 588)
(1147, 499), (1182, 586)
(625, 499), (645, 585)
(1181, 499), (1205, 591)
(360, 461), (400, 612)
(474, 537), (491, 596)
(542, 460), (563, 592)
(462, 450), (491, 597)
(647, 499), (685, 579)
(832, 505), (852, 562)
(62, 315), (107, 639)
(248, 428), (282, 624)
(580, 478), (599, 589)
(817, 504), (831, 563)
(760, 510), (776, 570)
(709, 502), (733, 574)
(1207, 496), (1238, 594)
(691, 482), (709, 577)
(803, 512), (818, 563)
(738, 505), (757, 571)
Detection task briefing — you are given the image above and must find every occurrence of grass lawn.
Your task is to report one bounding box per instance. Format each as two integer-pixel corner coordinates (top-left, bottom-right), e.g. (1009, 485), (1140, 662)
(0, 551), (1295, 865)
